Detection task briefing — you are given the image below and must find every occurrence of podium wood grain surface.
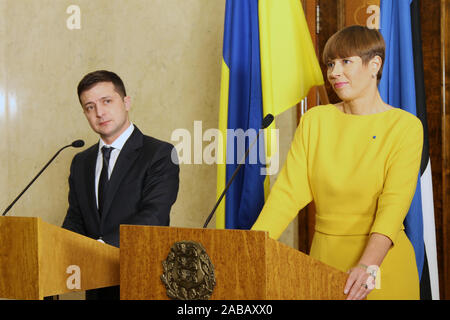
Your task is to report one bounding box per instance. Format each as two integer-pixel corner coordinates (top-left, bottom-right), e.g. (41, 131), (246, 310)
(0, 217), (120, 300)
(120, 225), (347, 300)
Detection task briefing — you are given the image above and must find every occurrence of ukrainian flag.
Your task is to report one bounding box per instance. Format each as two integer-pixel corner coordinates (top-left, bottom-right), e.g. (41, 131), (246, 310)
(216, 0), (323, 229)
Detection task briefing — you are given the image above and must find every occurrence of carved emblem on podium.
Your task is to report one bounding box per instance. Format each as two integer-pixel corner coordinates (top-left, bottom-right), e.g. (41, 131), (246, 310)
(161, 240), (216, 300)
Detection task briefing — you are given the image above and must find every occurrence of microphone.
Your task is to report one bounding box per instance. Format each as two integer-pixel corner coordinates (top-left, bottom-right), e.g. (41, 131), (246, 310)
(71, 140), (85, 148)
(2, 140), (85, 216)
(261, 114), (274, 129)
(203, 114), (274, 228)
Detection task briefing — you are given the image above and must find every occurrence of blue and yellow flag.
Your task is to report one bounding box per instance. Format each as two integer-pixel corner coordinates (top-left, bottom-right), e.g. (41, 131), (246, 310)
(217, 0), (323, 229)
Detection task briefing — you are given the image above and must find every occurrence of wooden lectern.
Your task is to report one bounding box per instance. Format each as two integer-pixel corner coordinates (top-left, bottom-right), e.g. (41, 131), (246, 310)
(120, 225), (348, 300)
(0, 217), (120, 300)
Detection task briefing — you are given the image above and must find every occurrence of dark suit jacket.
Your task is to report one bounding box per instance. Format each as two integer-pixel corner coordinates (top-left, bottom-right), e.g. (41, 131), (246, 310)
(62, 126), (179, 247)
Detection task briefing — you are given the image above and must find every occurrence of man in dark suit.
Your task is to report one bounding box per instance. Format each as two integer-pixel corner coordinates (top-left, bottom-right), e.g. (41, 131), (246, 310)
(62, 70), (179, 299)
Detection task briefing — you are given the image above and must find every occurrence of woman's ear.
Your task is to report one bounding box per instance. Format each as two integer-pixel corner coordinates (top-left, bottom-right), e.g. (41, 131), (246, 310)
(370, 55), (382, 77)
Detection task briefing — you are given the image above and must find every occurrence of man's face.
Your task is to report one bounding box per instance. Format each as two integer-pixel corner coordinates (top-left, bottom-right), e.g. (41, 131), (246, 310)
(80, 81), (131, 144)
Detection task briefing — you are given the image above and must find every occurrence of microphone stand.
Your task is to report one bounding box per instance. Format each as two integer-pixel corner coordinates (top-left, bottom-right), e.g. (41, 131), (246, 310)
(203, 115), (273, 228)
(2, 141), (84, 216)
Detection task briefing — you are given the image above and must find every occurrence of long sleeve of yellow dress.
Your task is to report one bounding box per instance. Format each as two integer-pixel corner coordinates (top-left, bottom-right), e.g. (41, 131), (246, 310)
(251, 113), (313, 239)
(251, 104), (423, 299)
(369, 120), (423, 244)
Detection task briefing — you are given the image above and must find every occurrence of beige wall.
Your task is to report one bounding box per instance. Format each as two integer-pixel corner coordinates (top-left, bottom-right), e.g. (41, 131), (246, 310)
(0, 0), (299, 255)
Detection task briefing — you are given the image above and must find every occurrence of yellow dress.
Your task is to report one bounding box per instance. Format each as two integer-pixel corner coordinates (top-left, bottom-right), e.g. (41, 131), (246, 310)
(252, 104), (423, 299)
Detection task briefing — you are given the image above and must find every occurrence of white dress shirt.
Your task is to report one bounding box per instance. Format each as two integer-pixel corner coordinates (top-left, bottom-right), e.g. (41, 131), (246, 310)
(95, 123), (135, 209)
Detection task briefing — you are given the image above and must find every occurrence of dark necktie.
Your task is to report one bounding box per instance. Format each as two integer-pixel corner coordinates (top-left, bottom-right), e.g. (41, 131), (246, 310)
(98, 146), (113, 217)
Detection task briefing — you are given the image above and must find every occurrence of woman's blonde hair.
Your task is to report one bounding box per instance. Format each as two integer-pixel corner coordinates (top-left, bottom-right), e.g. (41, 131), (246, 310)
(322, 25), (385, 81)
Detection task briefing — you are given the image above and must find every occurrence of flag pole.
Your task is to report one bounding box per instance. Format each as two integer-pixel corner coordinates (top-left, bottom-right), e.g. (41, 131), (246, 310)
(317, 85), (330, 105)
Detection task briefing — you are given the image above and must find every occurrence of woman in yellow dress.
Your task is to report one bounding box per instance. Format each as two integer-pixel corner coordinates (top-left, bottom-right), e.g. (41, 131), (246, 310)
(251, 25), (422, 300)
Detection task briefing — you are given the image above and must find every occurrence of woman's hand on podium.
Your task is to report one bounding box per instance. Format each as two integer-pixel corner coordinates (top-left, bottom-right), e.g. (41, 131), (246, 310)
(344, 263), (377, 300)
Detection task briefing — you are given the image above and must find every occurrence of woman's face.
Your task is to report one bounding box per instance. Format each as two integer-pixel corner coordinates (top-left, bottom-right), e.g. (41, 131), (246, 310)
(326, 56), (377, 101)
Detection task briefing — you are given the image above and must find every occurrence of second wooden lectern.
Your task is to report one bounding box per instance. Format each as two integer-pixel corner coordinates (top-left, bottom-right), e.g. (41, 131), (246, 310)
(120, 225), (347, 300)
(0, 217), (119, 300)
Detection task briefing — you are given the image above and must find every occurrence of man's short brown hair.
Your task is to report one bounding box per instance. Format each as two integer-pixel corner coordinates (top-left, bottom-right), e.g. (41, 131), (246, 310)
(322, 25), (385, 81)
(77, 70), (127, 102)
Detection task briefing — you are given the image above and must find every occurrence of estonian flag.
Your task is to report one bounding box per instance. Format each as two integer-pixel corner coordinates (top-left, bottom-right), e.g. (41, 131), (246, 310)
(379, 0), (440, 300)
(216, 0), (323, 229)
